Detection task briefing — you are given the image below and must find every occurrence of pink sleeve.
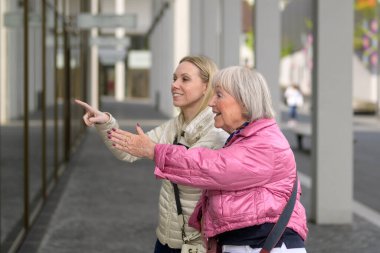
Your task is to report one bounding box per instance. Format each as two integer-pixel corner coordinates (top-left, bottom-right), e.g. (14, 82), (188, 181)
(153, 143), (275, 191)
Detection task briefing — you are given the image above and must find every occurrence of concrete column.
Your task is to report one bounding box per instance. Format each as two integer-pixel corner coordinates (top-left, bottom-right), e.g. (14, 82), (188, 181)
(163, 4), (175, 117)
(0, 0), (7, 123)
(149, 1), (191, 117)
(220, 0), (241, 67)
(202, 0), (220, 64)
(190, 0), (202, 55)
(311, 0), (353, 224)
(189, 0), (222, 66)
(149, 2), (161, 110)
(254, 0), (281, 119)
(190, 0), (240, 67)
(90, 0), (99, 109)
(173, 0), (189, 65)
(115, 0), (125, 101)
(149, 2), (175, 117)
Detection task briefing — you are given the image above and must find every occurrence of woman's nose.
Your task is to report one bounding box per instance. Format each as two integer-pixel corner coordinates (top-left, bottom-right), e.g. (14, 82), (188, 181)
(171, 79), (179, 88)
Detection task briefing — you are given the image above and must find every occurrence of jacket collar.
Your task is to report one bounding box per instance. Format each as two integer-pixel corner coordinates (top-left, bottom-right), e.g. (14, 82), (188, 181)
(242, 118), (277, 136)
(224, 118), (277, 147)
(175, 107), (216, 146)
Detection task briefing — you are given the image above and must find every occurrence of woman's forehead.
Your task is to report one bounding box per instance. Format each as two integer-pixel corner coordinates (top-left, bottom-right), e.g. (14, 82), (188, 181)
(175, 61), (199, 75)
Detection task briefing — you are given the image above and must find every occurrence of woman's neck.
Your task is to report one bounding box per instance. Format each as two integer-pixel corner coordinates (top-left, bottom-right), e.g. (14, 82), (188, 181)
(181, 107), (200, 124)
(227, 120), (250, 134)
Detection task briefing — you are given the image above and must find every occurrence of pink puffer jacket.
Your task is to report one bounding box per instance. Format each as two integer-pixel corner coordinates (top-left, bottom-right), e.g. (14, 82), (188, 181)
(154, 118), (308, 241)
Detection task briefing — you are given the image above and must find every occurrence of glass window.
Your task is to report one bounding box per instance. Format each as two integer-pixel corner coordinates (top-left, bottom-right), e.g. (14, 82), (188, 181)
(0, 0), (26, 251)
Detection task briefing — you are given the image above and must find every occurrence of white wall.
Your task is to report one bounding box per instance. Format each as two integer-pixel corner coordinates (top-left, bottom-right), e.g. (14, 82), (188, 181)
(353, 55), (378, 103)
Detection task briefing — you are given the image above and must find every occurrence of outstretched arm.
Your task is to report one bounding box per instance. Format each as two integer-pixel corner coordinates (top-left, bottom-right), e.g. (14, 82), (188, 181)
(74, 99), (110, 126)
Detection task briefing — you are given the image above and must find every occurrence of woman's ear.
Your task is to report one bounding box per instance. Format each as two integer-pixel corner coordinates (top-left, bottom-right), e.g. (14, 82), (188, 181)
(202, 82), (208, 95)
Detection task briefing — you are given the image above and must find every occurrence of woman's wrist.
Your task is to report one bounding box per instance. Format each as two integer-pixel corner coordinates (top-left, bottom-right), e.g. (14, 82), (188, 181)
(96, 112), (111, 125)
(147, 143), (156, 160)
(103, 112), (111, 123)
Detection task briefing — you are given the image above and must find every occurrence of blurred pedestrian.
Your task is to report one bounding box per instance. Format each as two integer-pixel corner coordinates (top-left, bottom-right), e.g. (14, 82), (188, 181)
(108, 66), (308, 253)
(284, 84), (304, 126)
(75, 55), (228, 253)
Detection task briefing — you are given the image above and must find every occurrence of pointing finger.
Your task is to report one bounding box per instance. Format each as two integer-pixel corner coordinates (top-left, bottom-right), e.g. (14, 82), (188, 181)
(74, 99), (94, 112)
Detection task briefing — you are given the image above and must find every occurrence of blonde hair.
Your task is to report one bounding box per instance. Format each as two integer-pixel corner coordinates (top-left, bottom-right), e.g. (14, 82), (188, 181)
(179, 55), (218, 117)
(212, 66), (275, 121)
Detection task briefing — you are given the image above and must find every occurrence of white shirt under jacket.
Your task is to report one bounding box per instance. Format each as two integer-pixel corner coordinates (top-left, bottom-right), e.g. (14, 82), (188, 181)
(95, 107), (228, 250)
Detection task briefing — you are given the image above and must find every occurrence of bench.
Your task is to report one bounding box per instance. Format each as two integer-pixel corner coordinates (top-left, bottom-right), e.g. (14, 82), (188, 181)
(284, 122), (312, 151)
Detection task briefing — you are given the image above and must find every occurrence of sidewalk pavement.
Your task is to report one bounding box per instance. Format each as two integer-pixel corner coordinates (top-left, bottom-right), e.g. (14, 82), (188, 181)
(18, 98), (380, 253)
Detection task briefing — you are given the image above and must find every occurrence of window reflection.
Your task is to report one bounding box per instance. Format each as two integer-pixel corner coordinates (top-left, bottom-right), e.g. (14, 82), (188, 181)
(28, 0), (43, 215)
(46, 4), (56, 188)
(1, 1), (26, 250)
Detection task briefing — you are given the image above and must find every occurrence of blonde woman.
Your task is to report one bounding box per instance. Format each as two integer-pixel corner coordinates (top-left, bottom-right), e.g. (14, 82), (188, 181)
(75, 55), (228, 253)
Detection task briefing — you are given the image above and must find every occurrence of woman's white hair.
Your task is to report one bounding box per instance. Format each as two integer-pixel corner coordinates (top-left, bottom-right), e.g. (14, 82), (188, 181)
(211, 66), (275, 121)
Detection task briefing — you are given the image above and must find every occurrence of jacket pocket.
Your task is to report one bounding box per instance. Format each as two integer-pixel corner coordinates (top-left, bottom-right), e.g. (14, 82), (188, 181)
(224, 188), (263, 218)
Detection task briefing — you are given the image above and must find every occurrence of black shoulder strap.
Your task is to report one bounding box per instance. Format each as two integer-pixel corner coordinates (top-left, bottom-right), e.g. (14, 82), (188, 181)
(260, 176), (298, 253)
(172, 183), (183, 215)
(171, 135), (191, 242)
(172, 135), (189, 216)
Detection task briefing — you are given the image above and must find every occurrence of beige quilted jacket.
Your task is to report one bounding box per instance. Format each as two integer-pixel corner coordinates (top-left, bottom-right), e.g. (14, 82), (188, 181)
(95, 107), (228, 251)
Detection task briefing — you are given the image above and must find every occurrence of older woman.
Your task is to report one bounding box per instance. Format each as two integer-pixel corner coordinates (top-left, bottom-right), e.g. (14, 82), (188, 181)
(109, 66), (308, 253)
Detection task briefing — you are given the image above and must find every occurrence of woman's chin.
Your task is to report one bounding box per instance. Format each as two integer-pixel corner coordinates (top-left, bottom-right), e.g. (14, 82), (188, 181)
(172, 100), (182, 107)
(213, 121), (222, 129)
